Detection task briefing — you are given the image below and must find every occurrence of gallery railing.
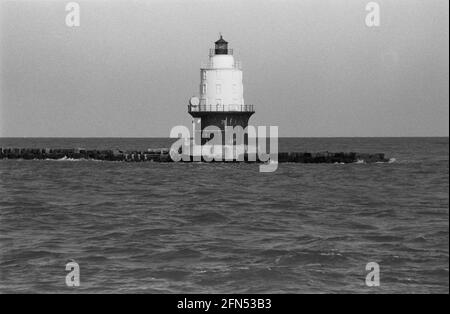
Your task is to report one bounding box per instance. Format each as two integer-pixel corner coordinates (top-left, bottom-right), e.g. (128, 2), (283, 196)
(188, 104), (255, 113)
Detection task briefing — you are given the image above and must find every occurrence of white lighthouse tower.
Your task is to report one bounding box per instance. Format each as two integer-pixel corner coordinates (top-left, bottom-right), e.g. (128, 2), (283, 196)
(188, 36), (255, 146)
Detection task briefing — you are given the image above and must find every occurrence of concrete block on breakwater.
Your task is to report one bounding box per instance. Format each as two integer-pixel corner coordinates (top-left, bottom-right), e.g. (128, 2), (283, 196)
(0, 147), (389, 163)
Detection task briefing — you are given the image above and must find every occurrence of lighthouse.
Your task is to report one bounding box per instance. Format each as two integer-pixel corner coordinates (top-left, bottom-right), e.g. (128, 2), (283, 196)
(188, 36), (255, 150)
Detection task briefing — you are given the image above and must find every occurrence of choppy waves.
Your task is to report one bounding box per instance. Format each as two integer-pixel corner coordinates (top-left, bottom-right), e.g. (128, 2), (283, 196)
(0, 137), (448, 293)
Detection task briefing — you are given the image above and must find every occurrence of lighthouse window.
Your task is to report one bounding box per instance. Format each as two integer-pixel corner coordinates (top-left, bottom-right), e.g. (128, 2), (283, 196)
(216, 84), (222, 94)
(202, 71), (206, 80)
(201, 84), (207, 94)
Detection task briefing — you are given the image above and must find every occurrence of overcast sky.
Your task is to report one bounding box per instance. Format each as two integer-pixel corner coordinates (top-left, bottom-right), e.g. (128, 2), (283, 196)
(0, 0), (448, 137)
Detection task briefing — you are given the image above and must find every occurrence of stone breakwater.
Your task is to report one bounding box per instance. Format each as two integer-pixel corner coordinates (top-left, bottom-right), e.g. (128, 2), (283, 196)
(0, 147), (389, 163)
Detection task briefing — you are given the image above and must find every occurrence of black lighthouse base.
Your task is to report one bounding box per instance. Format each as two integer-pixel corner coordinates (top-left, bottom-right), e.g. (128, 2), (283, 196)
(188, 110), (255, 145)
